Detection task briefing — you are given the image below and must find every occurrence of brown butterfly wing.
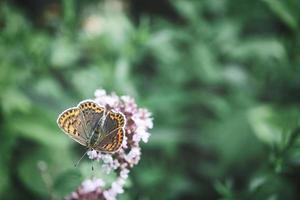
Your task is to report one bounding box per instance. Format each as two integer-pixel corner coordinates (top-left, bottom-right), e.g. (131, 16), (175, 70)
(78, 100), (105, 135)
(57, 107), (88, 146)
(101, 110), (126, 134)
(92, 110), (126, 152)
(93, 127), (125, 153)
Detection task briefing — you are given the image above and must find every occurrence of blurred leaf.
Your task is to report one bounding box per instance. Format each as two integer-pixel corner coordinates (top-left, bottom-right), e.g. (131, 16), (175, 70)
(50, 37), (79, 68)
(229, 39), (286, 63)
(248, 106), (282, 146)
(18, 149), (53, 197)
(204, 111), (263, 168)
(71, 66), (108, 98)
(248, 106), (300, 147)
(0, 132), (16, 197)
(172, 0), (198, 21)
(1, 89), (31, 115)
(115, 58), (136, 96)
(249, 174), (295, 199)
(1, 5), (31, 38)
(249, 175), (267, 192)
(192, 45), (221, 83)
(9, 115), (69, 147)
(262, 0), (298, 30)
(62, 0), (76, 29)
(18, 146), (76, 197)
(0, 168), (9, 198)
(147, 30), (178, 65)
(33, 77), (68, 102)
(168, 175), (195, 199)
(135, 164), (166, 187)
(53, 169), (82, 197)
(149, 128), (182, 157)
(214, 180), (235, 200)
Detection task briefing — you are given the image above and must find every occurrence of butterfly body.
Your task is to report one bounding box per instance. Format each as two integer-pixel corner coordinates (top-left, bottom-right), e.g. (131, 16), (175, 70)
(57, 100), (125, 153)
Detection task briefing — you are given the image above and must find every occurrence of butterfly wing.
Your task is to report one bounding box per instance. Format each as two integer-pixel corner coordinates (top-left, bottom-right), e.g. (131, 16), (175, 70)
(78, 100), (105, 136)
(57, 107), (88, 146)
(101, 110), (126, 133)
(93, 127), (125, 153)
(92, 110), (126, 152)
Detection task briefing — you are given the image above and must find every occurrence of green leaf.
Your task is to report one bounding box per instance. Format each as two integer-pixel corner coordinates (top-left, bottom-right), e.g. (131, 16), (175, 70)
(50, 38), (79, 68)
(18, 149), (53, 197)
(9, 117), (69, 147)
(172, 0), (198, 22)
(249, 175), (267, 192)
(70, 66), (107, 98)
(263, 0), (298, 30)
(18, 147), (76, 198)
(248, 106), (282, 146)
(203, 111), (263, 167)
(230, 39), (286, 63)
(53, 169), (82, 197)
(214, 179), (235, 199)
(0, 133), (15, 196)
(248, 105), (300, 147)
(1, 89), (31, 115)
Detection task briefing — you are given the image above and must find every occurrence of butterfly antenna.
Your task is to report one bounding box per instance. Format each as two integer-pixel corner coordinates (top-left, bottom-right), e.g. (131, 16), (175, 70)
(74, 150), (88, 167)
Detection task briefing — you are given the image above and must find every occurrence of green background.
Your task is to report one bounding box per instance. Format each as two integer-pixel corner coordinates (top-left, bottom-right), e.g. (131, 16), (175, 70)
(1, 0), (300, 199)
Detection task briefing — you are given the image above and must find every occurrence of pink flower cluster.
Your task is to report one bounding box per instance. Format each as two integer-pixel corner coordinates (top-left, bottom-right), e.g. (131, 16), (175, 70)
(66, 89), (153, 200)
(67, 179), (105, 200)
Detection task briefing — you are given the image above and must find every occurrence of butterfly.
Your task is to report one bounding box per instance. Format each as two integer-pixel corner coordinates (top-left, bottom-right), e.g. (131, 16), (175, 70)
(57, 100), (125, 153)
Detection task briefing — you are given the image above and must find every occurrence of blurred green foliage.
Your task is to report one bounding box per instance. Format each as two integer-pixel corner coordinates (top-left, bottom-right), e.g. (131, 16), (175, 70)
(1, 0), (300, 199)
